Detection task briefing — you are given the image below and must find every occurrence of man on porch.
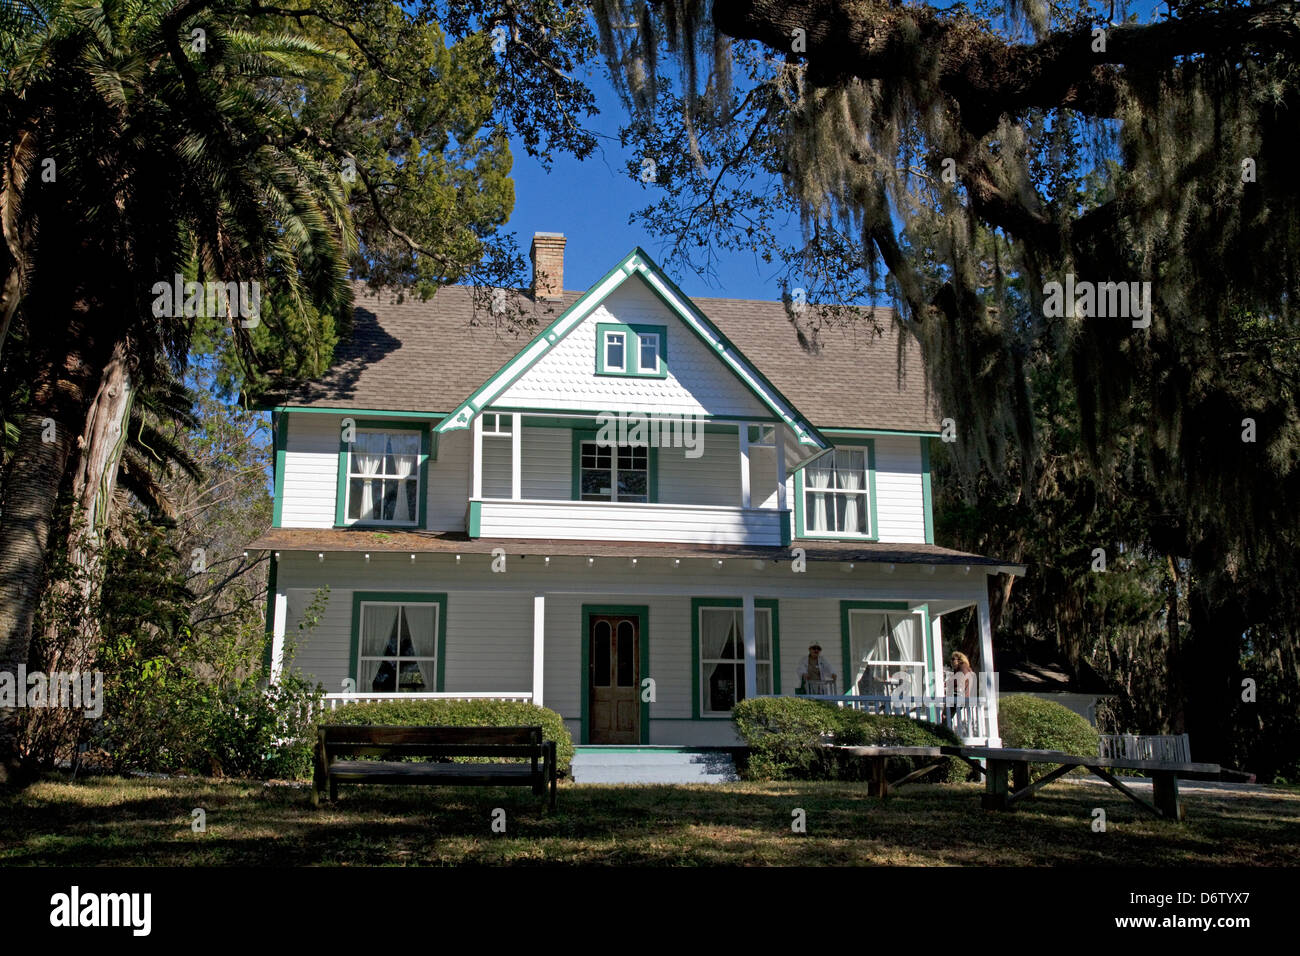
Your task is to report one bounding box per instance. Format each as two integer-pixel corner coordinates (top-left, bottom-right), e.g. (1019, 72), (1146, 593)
(798, 644), (838, 694)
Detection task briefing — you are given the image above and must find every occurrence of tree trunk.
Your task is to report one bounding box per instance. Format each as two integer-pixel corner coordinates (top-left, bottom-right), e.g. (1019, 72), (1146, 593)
(1182, 546), (1247, 768)
(0, 411), (76, 783)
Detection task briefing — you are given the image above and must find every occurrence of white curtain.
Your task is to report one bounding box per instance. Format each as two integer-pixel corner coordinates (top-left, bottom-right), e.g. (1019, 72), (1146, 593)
(806, 463), (831, 532)
(840, 455), (863, 534)
(389, 433), (419, 523)
(700, 610), (739, 712)
(403, 604), (437, 691)
(889, 615), (920, 698)
(360, 604), (399, 691)
(353, 434), (385, 521)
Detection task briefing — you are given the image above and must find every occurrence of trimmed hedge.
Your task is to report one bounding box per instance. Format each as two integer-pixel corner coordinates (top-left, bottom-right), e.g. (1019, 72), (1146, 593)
(733, 696), (966, 783)
(311, 699), (575, 776)
(998, 695), (1100, 780)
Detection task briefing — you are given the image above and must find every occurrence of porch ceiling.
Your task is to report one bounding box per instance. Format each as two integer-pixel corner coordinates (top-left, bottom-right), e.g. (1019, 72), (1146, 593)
(247, 527), (1024, 573)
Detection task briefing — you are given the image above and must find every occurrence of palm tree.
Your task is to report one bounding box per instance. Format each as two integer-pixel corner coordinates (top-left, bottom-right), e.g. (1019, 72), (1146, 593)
(0, 0), (353, 781)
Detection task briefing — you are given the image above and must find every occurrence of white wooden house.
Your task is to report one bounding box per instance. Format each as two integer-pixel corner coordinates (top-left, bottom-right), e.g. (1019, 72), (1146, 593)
(250, 233), (1023, 746)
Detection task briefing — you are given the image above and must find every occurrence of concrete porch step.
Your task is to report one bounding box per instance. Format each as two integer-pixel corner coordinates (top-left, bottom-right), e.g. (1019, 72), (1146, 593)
(570, 747), (739, 784)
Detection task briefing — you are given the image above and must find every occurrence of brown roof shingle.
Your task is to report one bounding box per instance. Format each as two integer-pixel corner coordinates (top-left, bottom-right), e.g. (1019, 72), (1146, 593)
(271, 278), (940, 431)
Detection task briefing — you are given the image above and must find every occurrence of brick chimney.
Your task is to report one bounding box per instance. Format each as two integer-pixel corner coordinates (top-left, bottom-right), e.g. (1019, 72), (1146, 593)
(530, 232), (566, 301)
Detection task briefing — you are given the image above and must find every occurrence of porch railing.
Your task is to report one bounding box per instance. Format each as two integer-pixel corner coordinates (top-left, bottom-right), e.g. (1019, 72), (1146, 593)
(796, 693), (995, 743)
(318, 691), (534, 713)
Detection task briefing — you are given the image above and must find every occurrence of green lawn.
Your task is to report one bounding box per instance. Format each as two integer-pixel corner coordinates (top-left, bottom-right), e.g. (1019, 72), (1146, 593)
(2, 774), (1297, 866)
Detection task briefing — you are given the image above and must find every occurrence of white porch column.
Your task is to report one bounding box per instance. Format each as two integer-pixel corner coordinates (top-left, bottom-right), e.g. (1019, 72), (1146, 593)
(774, 427), (787, 511)
(930, 615), (944, 696)
(270, 589), (288, 681)
(739, 425), (751, 508)
(511, 412), (522, 500)
(742, 592), (758, 700)
(532, 593), (545, 707)
(977, 592), (1001, 745)
(471, 412), (483, 499)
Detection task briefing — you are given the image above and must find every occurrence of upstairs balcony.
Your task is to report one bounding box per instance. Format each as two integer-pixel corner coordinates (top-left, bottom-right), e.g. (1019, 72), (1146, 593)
(466, 411), (800, 545)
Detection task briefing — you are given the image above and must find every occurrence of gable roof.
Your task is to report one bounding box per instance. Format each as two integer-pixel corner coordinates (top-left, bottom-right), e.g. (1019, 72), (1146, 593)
(434, 250), (829, 462)
(268, 256), (941, 434)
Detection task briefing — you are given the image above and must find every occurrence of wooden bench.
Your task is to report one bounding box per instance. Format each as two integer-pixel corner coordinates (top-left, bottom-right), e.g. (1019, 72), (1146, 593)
(957, 746), (1221, 822)
(312, 725), (557, 810)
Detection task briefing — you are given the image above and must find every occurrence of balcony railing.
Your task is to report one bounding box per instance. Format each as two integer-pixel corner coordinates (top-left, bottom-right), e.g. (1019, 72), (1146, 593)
(472, 498), (789, 545)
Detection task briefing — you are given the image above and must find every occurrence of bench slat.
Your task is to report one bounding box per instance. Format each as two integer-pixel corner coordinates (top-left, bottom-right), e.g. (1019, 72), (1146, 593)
(321, 725), (541, 746)
(329, 760), (540, 784)
(325, 744), (544, 759)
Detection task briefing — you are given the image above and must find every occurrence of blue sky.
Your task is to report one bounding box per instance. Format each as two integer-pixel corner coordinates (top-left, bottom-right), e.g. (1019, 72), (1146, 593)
(503, 71), (795, 302)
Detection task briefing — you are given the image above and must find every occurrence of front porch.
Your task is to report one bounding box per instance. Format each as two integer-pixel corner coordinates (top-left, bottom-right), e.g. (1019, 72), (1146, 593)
(259, 543), (1015, 749)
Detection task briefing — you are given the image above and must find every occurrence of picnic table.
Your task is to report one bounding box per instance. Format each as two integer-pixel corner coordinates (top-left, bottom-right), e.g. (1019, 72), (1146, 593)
(830, 744), (1222, 822)
(959, 746), (1221, 821)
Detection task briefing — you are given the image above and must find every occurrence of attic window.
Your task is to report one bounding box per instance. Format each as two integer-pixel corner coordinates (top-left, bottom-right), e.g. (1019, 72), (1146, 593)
(604, 331), (626, 372)
(596, 322), (666, 378)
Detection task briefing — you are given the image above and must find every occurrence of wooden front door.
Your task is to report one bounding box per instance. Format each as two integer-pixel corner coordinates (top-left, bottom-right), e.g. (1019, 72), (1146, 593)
(589, 614), (640, 744)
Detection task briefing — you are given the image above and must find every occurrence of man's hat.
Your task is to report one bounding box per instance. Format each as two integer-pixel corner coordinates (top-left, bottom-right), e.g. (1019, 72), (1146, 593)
(808, 643), (821, 651)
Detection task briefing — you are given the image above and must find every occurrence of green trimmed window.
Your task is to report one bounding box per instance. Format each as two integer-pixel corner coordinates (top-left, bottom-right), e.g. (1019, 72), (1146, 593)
(796, 442), (877, 540)
(596, 322), (667, 377)
(571, 429), (658, 503)
(351, 593), (446, 693)
(692, 599), (780, 717)
(337, 423), (429, 527)
(842, 605), (928, 699)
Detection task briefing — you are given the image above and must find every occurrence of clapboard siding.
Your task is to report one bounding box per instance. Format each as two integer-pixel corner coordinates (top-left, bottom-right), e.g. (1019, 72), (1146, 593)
(286, 585), (533, 693)
(521, 427), (570, 500)
(481, 434), (512, 499)
(427, 429), (470, 531)
(476, 499), (786, 544)
(658, 431), (741, 506)
(282, 570), (859, 741)
(279, 412), (473, 532)
(873, 436), (926, 543)
(495, 278), (770, 417)
(788, 436), (928, 544)
(280, 414), (341, 528)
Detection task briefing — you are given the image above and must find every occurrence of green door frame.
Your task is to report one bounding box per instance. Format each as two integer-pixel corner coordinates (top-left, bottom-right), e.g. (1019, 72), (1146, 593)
(580, 604), (650, 744)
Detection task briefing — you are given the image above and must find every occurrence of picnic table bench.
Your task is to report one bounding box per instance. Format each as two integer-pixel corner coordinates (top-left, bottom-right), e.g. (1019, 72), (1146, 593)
(960, 746), (1220, 821)
(313, 724), (557, 810)
(830, 744), (1221, 821)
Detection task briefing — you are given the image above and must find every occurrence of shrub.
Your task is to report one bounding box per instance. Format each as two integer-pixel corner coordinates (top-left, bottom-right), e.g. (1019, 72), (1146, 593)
(998, 695), (1100, 779)
(313, 698), (575, 776)
(733, 696), (965, 783)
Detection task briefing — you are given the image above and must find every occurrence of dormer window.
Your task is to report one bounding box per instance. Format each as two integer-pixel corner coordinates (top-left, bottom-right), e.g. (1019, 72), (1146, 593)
(604, 331), (626, 372)
(596, 322), (666, 378)
(637, 333), (659, 373)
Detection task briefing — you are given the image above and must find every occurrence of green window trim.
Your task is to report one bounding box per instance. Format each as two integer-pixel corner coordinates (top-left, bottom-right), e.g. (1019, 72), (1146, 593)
(334, 418), (431, 529)
(793, 438), (879, 541)
(690, 597), (782, 719)
(349, 591), (448, 693)
(570, 428), (659, 503)
(839, 600), (933, 716)
(579, 604), (651, 745)
(595, 321), (668, 378)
